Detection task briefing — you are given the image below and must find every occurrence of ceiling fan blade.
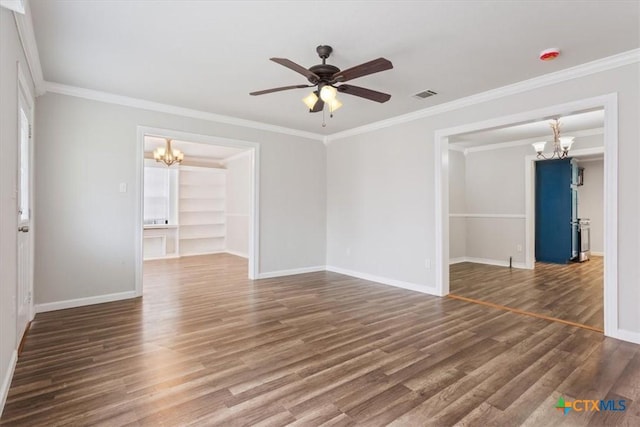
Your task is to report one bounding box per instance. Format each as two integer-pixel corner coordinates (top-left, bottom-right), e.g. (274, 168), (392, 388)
(270, 58), (320, 83)
(250, 84), (313, 96)
(332, 58), (393, 83)
(337, 84), (391, 103)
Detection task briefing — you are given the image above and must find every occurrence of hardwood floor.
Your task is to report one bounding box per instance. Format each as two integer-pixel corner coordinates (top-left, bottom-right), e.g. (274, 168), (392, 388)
(450, 257), (604, 331)
(3, 254), (638, 426)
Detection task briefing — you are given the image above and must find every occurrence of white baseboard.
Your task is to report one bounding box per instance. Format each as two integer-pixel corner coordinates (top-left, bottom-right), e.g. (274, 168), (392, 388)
(257, 266), (326, 279)
(449, 257), (467, 265)
(35, 291), (138, 313)
(325, 265), (438, 296)
(451, 256), (528, 269)
(225, 250), (248, 259)
(0, 350), (17, 418)
(611, 328), (640, 345)
(178, 251), (226, 258)
(591, 251), (604, 257)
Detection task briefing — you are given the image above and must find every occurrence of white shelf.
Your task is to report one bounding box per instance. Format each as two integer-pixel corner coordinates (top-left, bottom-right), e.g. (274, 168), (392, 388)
(179, 209), (225, 214)
(178, 166), (226, 256)
(180, 235), (225, 240)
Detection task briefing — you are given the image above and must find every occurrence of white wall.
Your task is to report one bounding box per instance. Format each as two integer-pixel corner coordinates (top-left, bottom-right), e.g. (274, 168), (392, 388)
(326, 63), (640, 334)
(34, 93), (326, 305)
(225, 152), (251, 257)
(0, 7), (35, 414)
(448, 150), (466, 260)
(577, 159), (604, 254)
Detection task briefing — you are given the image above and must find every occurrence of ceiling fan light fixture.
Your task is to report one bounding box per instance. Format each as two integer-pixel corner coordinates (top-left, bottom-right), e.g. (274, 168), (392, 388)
(319, 85), (337, 102)
(302, 92), (319, 109)
(328, 98), (342, 113)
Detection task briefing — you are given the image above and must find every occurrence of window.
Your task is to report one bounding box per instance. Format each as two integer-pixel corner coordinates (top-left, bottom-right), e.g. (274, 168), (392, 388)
(144, 163), (177, 224)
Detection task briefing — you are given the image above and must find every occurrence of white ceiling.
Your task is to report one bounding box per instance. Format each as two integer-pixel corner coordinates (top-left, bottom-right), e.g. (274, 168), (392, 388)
(144, 136), (246, 161)
(450, 109), (605, 148)
(30, 1), (639, 134)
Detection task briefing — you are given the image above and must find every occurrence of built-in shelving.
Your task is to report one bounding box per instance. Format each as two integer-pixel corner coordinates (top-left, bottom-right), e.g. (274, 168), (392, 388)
(178, 166), (226, 256)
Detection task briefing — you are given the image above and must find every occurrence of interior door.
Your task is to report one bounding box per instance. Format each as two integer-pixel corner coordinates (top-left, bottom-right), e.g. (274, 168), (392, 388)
(16, 90), (33, 345)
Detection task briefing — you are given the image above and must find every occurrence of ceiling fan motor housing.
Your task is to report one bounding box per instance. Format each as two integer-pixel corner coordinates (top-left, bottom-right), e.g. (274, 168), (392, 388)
(308, 64), (340, 84)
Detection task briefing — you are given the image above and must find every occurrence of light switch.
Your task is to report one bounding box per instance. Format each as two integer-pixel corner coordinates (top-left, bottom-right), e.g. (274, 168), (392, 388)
(119, 182), (127, 193)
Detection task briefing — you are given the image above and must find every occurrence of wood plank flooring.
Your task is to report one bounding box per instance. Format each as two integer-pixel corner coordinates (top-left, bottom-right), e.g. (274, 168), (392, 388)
(3, 254), (638, 426)
(450, 257), (604, 330)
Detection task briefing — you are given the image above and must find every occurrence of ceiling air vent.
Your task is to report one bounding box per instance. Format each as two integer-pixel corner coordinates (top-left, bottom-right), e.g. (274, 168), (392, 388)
(413, 90), (437, 99)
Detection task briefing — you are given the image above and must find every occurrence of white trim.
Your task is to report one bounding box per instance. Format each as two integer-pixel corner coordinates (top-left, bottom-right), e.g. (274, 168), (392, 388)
(12, 2), (44, 95)
(136, 127), (261, 295)
(448, 144), (466, 154)
(435, 94), (619, 341)
(449, 257), (527, 269)
(221, 149), (253, 165)
(328, 49), (638, 142)
(225, 250), (248, 259)
(1, 0), (25, 14)
(0, 350), (17, 418)
(34, 291), (137, 313)
(45, 82), (324, 142)
(177, 251), (226, 258)
(177, 164), (228, 173)
(0, 350), (18, 417)
(144, 255), (181, 261)
(591, 251), (604, 257)
(449, 213), (525, 219)
(454, 127), (604, 155)
(610, 329), (640, 345)
(326, 266), (438, 296)
(257, 266), (326, 279)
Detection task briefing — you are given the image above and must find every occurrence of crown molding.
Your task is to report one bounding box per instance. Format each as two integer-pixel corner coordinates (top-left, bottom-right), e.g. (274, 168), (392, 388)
(221, 149), (253, 164)
(13, 0), (45, 95)
(1, 0), (25, 13)
(455, 127), (604, 155)
(326, 49), (640, 143)
(43, 81), (325, 142)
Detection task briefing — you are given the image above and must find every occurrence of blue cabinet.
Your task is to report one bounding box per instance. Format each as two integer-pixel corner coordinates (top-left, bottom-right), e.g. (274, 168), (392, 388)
(535, 158), (578, 264)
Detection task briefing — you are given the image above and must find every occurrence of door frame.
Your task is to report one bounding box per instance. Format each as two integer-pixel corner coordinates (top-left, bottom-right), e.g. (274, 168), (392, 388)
(134, 126), (261, 296)
(16, 62), (36, 337)
(434, 93), (618, 338)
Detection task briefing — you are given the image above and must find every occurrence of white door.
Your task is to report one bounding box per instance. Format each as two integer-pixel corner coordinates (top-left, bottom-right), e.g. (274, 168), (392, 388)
(16, 90), (33, 345)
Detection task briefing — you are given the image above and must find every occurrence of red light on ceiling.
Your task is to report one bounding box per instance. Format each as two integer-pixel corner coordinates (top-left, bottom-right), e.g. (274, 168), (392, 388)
(540, 48), (560, 61)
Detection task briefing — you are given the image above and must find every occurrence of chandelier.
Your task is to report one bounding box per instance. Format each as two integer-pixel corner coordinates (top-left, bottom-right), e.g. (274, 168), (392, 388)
(153, 138), (184, 167)
(531, 119), (575, 160)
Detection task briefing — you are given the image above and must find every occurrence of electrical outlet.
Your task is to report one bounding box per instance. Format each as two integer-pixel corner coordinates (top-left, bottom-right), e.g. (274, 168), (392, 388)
(425, 258), (431, 269)
(516, 244), (523, 253)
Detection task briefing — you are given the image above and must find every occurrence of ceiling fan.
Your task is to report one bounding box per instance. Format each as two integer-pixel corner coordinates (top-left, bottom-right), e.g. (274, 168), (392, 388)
(250, 45), (393, 115)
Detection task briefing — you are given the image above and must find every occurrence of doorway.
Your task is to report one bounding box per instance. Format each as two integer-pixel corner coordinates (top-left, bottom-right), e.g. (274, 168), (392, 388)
(434, 94), (618, 337)
(135, 127), (260, 296)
